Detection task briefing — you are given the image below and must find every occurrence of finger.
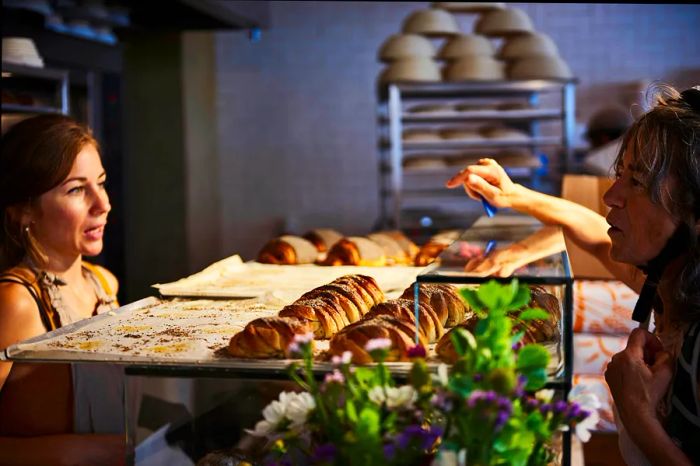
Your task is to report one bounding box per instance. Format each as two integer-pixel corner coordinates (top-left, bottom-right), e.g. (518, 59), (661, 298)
(651, 350), (674, 374)
(466, 174), (502, 202)
(445, 167), (472, 188)
(624, 328), (651, 359)
(462, 183), (481, 201)
(468, 163), (503, 186)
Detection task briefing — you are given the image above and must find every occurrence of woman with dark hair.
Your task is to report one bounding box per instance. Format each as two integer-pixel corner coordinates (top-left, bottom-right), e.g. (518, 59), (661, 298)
(446, 84), (699, 465)
(0, 114), (124, 465)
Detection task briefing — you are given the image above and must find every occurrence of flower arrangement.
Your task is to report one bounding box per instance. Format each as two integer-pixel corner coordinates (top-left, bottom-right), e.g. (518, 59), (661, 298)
(247, 280), (599, 466)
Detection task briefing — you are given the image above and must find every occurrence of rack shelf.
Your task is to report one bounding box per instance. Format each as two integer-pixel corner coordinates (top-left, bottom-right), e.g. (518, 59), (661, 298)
(376, 79), (576, 229)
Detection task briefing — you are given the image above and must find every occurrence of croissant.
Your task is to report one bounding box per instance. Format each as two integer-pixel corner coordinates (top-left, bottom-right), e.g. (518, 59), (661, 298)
(228, 317), (313, 358)
(323, 237), (387, 266)
(400, 283), (470, 327)
(435, 286), (561, 363)
(378, 230), (420, 260)
(364, 298), (444, 343)
(299, 287), (363, 323)
(257, 235), (319, 264)
(331, 274), (385, 311)
(279, 296), (350, 339)
(302, 228), (343, 253)
(328, 315), (428, 364)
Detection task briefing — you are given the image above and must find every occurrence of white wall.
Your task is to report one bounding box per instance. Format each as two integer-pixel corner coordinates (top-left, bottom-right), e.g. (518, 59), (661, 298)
(204, 2), (700, 262)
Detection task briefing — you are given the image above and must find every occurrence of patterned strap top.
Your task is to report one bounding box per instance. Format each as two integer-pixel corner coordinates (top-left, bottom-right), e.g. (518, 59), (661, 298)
(0, 262), (119, 331)
(665, 321), (700, 464)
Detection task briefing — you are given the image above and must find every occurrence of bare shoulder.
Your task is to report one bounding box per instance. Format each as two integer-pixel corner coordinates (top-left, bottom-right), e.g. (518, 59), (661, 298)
(93, 264), (119, 295)
(0, 282), (46, 349)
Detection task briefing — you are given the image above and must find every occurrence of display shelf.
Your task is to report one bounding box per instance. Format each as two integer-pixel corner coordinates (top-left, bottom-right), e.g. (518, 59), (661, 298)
(1, 62), (69, 115)
(376, 79), (576, 230)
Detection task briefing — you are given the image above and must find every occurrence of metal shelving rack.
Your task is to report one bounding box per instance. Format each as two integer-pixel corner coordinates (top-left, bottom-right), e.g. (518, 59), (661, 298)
(1, 62), (70, 116)
(376, 79), (577, 230)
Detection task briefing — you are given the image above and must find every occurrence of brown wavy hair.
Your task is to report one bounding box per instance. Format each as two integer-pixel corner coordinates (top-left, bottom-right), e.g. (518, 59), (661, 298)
(614, 83), (700, 323)
(0, 114), (99, 270)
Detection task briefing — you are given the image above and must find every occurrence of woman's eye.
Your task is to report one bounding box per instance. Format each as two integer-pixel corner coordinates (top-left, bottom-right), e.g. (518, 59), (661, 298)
(68, 186), (85, 194)
(99, 180), (108, 190)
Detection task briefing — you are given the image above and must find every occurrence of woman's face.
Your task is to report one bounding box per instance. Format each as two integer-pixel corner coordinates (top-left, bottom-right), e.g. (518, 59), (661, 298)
(28, 143), (111, 263)
(603, 147), (678, 266)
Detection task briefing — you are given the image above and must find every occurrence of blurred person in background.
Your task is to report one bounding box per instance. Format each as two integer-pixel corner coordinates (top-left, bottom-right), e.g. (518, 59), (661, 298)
(0, 114), (124, 465)
(446, 84), (699, 465)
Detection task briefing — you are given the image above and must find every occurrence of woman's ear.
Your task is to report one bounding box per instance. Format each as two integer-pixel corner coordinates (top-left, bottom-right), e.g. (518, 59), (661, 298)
(6, 203), (33, 227)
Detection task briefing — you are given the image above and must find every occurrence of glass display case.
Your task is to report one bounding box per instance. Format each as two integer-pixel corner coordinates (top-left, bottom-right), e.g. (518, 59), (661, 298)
(414, 214), (574, 465)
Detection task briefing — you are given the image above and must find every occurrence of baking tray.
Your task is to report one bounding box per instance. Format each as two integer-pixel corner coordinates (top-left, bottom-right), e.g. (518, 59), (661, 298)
(2, 294), (565, 387)
(152, 255), (425, 299)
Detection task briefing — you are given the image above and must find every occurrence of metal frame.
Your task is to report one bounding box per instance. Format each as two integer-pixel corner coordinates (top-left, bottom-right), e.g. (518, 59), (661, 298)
(1, 62), (70, 115)
(377, 79), (577, 230)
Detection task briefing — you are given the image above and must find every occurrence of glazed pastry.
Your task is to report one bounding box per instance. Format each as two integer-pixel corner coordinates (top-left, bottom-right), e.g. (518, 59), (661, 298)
(328, 315), (428, 364)
(435, 286), (561, 363)
(302, 228), (343, 253)
(335, 274), (385, 308)
(257, 235), (319, 264)
(364, 298), (444, 343)
(279, 296), (350, 339)
(400, 282), (470, 327)
(323, 237), (387, 266)
(299, 286), (363, 323)
(228, 317), (313, 358)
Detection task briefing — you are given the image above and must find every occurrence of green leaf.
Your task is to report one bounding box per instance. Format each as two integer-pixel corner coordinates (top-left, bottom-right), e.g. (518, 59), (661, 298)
(346, 399), (358, 423)
(518, 308), (550, 321)
(522, 368), (547, 391)
(357, 406), (380, 440)
(510, 331), (525, 346)
(509, 285), (531, 311)
(451, 327), (476, 357)
(476, 280), (503, 310)
(459, 287), (482, 312)
(516, 344), (550, 370)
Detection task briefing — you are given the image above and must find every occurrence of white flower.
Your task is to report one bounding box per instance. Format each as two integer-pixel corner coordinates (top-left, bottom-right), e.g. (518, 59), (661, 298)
(535, 389), (555, 403)
(262, 398), (286, 425)
(365, 338), (392, 352)
(332, 351), (352, 366)
(432, 363), (449, 386)
(285, 392), (316, 428)
(386, 386), (417, 409)
(367, 386), (417, 409)
(568, 385), (602, 443)
(246, 419), (274, 437)
(368, 386), (386, 405)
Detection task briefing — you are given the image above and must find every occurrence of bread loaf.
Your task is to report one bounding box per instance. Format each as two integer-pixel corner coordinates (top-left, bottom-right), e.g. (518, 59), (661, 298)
(279, 296), (350, 339)
(323, 237), (387, 266)
(328, 315), (427, 364)
(302, 228), (343, 253)
(228, 317), (313, 358)
(400, 282), (470, 327)
(367, 232), (410, 265)
(435, 286), (561, 363)
(257, 235), (319, 264)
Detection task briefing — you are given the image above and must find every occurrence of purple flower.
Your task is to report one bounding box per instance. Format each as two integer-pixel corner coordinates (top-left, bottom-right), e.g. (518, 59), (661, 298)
(473, 373), (483, 382)
(323, 369), (345, 385)
(310, 443), (337, 464)
(497, 397), (512, 413)
(383, 443), (396, 460)
(524, 397), (539, 411)
(395, 425), (443, 450)
(484, 391), (497, 403)
(512, 341), (523, 351)
(407, 344), (427, 359)
(431, 390), (454, 412)
(539, 403), (552, 415)
(494, 410), (510, 430)
(553, 400), (569, 414)
(566, 403), (582, 420)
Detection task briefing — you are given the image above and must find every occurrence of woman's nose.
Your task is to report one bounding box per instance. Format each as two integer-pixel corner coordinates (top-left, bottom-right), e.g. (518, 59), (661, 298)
(603, 178), (625, 208)
(90, 186), (111, 214)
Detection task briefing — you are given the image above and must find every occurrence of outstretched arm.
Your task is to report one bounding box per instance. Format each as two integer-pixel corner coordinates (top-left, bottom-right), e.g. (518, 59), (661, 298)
(446, 159), (644, 291)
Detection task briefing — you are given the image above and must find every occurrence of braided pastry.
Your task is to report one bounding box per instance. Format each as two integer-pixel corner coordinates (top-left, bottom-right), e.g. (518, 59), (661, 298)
(279, 296), (350, 339)
(414, 241), (449, 266)
(400, 283), (470, 327)
(328, 315), (427, 364)
(435, 286), (561, 363)
(364, 298), (444, 343)
(302, 228), (343, 253)
(257, 235), (319, 264)
(332, 274), (385, 311)
(228, 317), (313, 358)
(323, 237), (387, 266)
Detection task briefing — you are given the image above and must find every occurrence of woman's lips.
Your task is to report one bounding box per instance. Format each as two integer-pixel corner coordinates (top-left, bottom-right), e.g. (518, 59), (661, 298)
(607, 226), (622, 237)
(84, 225), (104, 240)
